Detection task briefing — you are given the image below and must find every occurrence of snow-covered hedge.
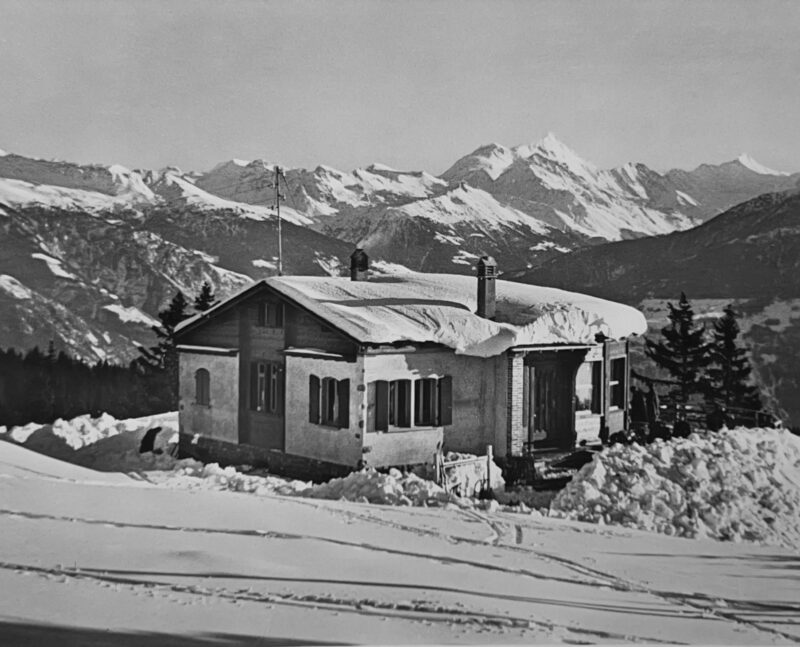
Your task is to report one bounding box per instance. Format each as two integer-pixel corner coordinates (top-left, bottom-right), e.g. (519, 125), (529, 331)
(551, 427), (800, 549)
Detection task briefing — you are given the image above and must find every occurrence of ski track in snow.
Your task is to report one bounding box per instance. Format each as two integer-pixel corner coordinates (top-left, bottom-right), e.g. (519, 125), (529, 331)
(2, 504), (797, 643)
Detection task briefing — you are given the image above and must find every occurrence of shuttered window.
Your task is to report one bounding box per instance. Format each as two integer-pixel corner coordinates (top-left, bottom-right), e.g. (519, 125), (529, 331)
(249, 361), (283, 413)
(308, 375), (350, 429)
(372, 376), (453, 431)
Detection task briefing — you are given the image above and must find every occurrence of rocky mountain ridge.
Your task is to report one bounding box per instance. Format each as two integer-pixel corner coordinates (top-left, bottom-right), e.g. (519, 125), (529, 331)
(0, 138), (798, 365)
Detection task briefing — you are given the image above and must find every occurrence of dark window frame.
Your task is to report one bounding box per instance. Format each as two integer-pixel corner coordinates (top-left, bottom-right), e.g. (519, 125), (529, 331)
(256, 301), (284, 329)
(373, 375), (453, 432)
(308, 374), (350, 429)
(609, 357), (626, 410)
(249, 360), (283, 414)
(195, 368), (210, 406)
(575, 360), (602, 415)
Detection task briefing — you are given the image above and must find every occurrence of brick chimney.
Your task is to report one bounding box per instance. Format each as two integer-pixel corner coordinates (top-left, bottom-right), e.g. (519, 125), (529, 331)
(476, 255), (497, 319)
(350, 248), (369, 281)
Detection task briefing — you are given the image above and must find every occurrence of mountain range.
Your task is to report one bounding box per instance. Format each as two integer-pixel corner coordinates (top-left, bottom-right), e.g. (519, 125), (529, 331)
(508, 189), (800, 426)
(0, 136), (798, 369)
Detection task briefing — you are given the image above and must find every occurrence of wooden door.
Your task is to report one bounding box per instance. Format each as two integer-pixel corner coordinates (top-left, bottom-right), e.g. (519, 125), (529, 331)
(529, 363), (559, 446)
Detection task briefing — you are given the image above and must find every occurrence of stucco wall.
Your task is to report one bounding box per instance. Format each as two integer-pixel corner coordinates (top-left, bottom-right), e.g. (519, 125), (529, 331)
(283, 354), (365, 467)
(362, 351), (505, 461)
(179, 351), (239, 444)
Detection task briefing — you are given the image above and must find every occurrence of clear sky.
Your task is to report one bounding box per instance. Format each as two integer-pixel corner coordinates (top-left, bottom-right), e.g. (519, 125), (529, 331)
(1, 0), (799, 174)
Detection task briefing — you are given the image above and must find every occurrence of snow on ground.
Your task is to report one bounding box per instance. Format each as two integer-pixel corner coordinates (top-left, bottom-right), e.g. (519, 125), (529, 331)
(0, 413), (505, 509)
(1, 424), (799, 644)
(551, 427), (800, 550)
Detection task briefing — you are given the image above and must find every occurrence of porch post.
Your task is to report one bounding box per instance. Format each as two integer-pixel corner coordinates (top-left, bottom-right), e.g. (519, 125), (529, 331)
(506, 351), (525, 456)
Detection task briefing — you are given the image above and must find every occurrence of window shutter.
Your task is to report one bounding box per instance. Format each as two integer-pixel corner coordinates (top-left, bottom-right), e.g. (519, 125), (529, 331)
(249, 362), (259, 410)
(375, 380), (389, 431)
(591, 361), (602, 413)
(438, 375), (453, 426)
(398, 379), (411, 427)
(522, 366), (530, 430)
(276, 364), (285, 415)
(276, 302), (284, 328)
(337, 379), (350, 429)
(414, 380), (422, 426)
(309, 374), (320, 423)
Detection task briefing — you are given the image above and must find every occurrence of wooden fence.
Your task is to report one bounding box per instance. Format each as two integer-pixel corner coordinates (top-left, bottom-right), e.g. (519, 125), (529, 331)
(433, 445), (494, 496)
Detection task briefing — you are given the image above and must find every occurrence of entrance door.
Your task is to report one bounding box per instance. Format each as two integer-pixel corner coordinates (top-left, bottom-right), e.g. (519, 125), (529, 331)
(530, 362), (558, 447)
(524, 358), (574, 451)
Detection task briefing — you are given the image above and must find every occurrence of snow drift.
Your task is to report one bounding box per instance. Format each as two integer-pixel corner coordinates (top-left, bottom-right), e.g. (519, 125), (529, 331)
(551, 427), (800, 550)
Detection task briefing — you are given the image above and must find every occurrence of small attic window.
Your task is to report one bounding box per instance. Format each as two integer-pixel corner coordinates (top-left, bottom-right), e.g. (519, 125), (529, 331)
(256, 302), (283, 328)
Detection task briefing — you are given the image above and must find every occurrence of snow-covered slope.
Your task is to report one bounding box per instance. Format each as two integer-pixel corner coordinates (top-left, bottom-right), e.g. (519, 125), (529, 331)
(737, 153), (790, 177)
(443, 133), (700, 240)
(1, 416), (798, 644)
(1, 141), (798, 361)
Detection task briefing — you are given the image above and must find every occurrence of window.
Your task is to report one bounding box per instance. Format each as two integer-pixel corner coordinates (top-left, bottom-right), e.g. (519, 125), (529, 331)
(256, 301), (283, 328)
(575, 361), (602, 414)
(414, 378), (439, 426)
(309, 375), (350, 428)
(609, 357), (626, 409)
(372, 376), (453, 431)
(250, 361), (283, 413)
(195, 368), (210, 406)
(389, 379), (412, 427)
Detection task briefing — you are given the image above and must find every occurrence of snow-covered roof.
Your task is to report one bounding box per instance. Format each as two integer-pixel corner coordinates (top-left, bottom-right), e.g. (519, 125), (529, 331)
(177, 272), (646, 358)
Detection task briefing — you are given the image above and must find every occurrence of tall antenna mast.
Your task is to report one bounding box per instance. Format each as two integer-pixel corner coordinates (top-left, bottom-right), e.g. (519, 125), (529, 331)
(274, 165), (284, 276)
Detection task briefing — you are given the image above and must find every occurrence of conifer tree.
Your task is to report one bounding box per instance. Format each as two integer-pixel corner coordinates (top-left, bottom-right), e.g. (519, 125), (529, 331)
(703, 304), (762, 412)
(193, 281), (217, 312)
(137, 290), (190, 407)
(645, 293), (711, 406)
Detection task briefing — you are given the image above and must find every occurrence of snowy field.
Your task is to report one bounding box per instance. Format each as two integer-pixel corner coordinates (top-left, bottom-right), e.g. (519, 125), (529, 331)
(1, 414), (799, 644)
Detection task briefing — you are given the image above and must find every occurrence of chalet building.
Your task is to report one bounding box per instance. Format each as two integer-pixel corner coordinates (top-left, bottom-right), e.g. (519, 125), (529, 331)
(174, 251), (646, 478)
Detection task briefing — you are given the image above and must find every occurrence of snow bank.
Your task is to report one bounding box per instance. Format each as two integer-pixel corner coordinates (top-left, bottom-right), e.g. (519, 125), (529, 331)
(551, 427), (800, 549)
(1, 411), (179, 471)
(307, 468), (449, 506)
(1, 413), (502, 509)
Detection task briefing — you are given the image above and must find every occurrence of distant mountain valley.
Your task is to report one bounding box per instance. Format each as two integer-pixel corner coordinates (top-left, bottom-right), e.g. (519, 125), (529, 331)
(0, 137), (798, 421)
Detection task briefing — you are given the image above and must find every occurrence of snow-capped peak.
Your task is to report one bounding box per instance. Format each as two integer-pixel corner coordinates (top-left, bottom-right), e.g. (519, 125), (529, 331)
(513, 132), (600, 182)
(0, 147), (7, 157)
(737, 153), (789, 176)
(367, 162), (400, 173)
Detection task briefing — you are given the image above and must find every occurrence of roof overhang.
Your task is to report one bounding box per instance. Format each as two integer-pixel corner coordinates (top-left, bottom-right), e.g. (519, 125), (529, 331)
(177, 344), (238, 356)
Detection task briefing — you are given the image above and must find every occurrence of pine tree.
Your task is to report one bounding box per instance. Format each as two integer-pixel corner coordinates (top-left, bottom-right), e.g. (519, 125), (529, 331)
(136, 290), (190, 407)
(703, 304), (762, 413)
(645, 293), (711, 406)
(194, 281), (217, 312)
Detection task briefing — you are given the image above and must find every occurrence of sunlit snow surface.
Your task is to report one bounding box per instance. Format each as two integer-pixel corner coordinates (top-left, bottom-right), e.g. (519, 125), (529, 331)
(0, 274), (34, 299)
(738, 153), (790, 176)
(247, 272), (647, 356)
(1, 413), (799, 643)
